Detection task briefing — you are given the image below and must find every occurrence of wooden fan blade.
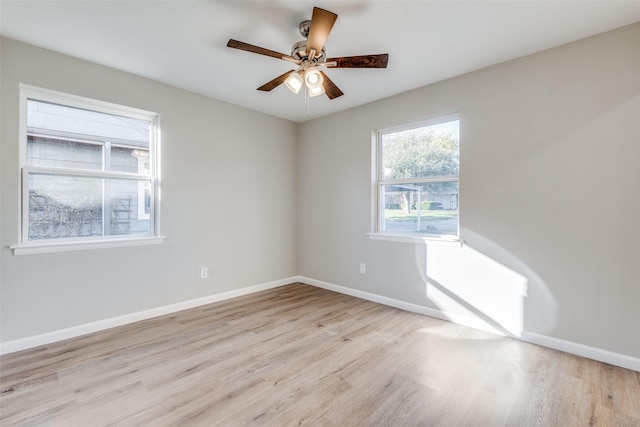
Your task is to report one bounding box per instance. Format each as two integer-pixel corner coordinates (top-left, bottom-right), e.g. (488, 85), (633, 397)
(227, 39), (295, 61)
(326, 54), (389, 68)
(306, 7), (337, 58)
(319, 71), (344, 100)
(257, 70), (295, 92)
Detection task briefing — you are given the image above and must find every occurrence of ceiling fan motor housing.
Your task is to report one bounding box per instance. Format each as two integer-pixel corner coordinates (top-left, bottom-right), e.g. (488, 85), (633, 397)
(291, 40), (326, 63)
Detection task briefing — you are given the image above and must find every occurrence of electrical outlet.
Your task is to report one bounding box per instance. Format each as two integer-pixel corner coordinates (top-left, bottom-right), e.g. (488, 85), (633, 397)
(200, 267), (208, 279)
(359, 263), (366, 274)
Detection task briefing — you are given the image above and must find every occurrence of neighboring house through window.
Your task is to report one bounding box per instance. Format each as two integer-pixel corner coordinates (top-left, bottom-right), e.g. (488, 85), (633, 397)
(375, 116), (460, 240)
(14, 85), (161, 254)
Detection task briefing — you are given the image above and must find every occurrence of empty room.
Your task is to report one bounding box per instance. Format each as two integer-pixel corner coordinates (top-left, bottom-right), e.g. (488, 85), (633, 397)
(1, 1), (639, 425)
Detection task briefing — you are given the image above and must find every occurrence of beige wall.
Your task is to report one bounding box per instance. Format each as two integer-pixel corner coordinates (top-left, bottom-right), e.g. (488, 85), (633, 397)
(298, 23), (640, 358)
(0, 38), (298, 341)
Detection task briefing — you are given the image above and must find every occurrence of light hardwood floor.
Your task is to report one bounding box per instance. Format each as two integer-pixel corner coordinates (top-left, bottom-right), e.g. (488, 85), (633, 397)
(1, 283), (639, 426)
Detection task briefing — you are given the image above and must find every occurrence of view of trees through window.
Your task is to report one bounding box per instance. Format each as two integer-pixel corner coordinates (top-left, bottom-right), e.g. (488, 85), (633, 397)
(379, 119), (459, 236)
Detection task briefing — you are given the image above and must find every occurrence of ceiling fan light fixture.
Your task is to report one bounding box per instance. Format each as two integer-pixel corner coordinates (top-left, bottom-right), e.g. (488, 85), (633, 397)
(304, 67), (323, 90)
(284, 71), (303, 94)
(308, 84), (325, 97)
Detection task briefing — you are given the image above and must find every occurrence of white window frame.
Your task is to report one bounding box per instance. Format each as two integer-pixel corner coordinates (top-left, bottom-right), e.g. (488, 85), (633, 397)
(369, 115), (462, 246)
(11, 85), (164, 255)
(136, 156), (151, 220)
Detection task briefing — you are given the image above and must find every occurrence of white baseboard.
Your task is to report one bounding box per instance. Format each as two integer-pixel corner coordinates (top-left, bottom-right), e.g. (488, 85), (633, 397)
(300, 276), (522, 337)
(0, 276), (296, 356)
(298, 276), (640, 372)
(519, 331), (640, 372)
(300, 276), (452, 322)
(3, 275), (638, 373)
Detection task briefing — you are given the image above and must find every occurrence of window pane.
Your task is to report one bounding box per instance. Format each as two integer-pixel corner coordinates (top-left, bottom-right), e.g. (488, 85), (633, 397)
(381, 181), (458, 236)
(107, 178), (151, 235)
(110, 146), (142, 173)
(27, 99), (150, 148)
(381, 120), (459, 179)
(28, 173), (151, 240)
(27, 136), (102, 170)
(28, 174), (103, 240)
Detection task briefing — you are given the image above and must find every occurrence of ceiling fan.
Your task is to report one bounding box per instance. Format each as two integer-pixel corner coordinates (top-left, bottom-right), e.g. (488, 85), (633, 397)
(227, 6), (389, 100)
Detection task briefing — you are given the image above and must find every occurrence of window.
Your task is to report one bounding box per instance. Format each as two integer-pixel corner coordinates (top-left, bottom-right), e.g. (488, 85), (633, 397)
(14, 86), (161, 254)
(375, 117), (460, 240)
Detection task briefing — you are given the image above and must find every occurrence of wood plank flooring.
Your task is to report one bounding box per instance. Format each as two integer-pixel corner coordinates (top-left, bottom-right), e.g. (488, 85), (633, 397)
(1, 283), (639, 426)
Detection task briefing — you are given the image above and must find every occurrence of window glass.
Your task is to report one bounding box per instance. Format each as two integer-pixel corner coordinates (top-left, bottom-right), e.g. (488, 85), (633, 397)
(377, 118), (460, 238)
(110, 146), (141, 173)
(28, 173), (152, 240)
(27, 136), (102, 170)
(381, 121), (460, 179)
(27, 99), (150, 145)
(28, 174), (102, 240)
(381, 181), (459, 236)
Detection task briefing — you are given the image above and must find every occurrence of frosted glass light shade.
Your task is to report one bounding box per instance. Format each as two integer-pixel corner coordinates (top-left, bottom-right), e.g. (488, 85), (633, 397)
(308, 84), (325, 97)
(284, 72), (303, 94)
(304, 68), (323, 90)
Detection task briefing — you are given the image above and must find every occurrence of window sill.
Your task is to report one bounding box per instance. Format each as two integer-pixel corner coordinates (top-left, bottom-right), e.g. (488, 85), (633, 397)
(368, 232), (463, 247)
(11, 236), (165, 255)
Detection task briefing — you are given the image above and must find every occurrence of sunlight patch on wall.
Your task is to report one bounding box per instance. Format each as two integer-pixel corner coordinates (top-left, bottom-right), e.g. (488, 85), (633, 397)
(425, 245), (528, 338)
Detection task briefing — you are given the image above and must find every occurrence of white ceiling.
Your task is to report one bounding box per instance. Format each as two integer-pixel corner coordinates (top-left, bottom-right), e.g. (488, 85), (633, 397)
(2, 1), (640, 123)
